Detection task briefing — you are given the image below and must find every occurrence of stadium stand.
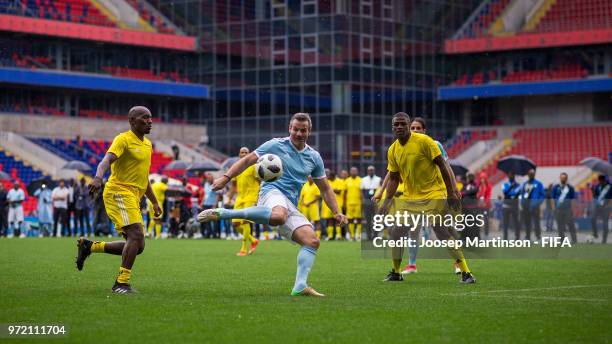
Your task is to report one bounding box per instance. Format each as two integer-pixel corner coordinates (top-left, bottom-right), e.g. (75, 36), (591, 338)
(532, 0), (612, 33)
(29, 137), (174, 174)
(0, 148), (43, 214)
(2, 0), (119, 27)
(445, 129), (497, 158)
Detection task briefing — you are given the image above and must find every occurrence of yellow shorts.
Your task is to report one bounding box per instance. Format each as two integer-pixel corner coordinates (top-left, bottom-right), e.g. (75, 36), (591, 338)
(103, 186), (143, 235)
(346, 203), (362, 219)
(302, 203), (320, 223)
(232, 198), (257, 225)
(321, 202), (343, 219)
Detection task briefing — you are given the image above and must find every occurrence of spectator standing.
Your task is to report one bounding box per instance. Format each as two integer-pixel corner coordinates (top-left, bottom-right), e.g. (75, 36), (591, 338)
(200, 173), (220, 238)
(0, 183), (7, 236)
(502, 171), (521, 240)
(591, 175), (611, 243)
(361, 165), (381, 240)
(476, 172), (492, 238)
(460, 172), (479, 239)
(92, 180), (111, 236)
(66, 179), (76, 236)
(34, 184), (53, 236)
(7, 182), (25, 237)
(520, 169), (545, 241)
(74, 178), (92, 237)
(52, 179), (70, 237)
(551, 172), (577, 244)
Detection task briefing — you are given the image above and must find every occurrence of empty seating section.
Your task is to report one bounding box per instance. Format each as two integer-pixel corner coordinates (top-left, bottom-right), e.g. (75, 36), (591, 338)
(456, 0), (511, 39)
(0, 149), (43, 214)
(478, 126), (612, 187)
(454, 65), (588, 85)
(101, 66), (191, 83)
(14, 0), (117, 27)
(533, 0), (612, 33)
(445, 129), (497, 159)
(29, 137), (174, 174)
(124, 0), (174, 34)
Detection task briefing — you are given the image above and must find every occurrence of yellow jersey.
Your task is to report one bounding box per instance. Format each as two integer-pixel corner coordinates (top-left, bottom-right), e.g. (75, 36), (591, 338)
(329, 178), (347, 207)
(234, 165), (260, 204)
(300, 181), (320, 205)
(387, 132), (446, 200)
(106, 130), (152, 198)
(345, 176), (362, 205)
(151, 181), (168, 205)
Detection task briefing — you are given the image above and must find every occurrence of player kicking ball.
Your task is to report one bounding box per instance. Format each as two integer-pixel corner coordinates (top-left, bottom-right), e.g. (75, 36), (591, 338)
(198, 113), (347, 297)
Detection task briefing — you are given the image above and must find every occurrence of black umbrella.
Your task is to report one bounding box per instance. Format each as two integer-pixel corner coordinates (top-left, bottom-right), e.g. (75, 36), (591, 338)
(221, 157), (239, 170)
(580, 157), (612, 176)
(27, 177), (57, 195)
(164, 160), (189, 170)
(187, 161), (219, 173)
(449, 160), (468, 176)
(165, 185), (192, 197)
(497, 155), (536, 176)
(0, 171), (10, 180)
(63, 160), (92, 173)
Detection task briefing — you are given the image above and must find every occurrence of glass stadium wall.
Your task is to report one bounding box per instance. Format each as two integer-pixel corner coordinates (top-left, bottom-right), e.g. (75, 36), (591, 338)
(152, 0), (479, 171)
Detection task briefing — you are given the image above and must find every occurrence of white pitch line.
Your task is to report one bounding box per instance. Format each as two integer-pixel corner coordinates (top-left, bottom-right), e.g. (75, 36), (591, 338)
(474, 295), (608, 303)
(441, 284), (612, 297)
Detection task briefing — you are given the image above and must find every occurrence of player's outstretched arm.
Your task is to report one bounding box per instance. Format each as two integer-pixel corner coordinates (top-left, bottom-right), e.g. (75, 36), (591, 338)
(314, 177), (347, 226)
(88, 153), (117, 196)
(212, 152), (258, 191)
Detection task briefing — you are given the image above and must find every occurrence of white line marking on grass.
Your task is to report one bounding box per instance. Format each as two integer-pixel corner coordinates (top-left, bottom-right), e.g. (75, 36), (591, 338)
(442, 284), (612, 297)
(475, 295), (608, 303)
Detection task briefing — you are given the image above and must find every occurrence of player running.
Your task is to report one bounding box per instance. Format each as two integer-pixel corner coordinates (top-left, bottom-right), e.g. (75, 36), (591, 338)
(345, 167), (362, 241)
(76, 106), (162, 294)
(226, 147), (261, 256)
(378, 112), (475, 284)
(299, 176), (322, 238)
(198, 113), (347, 297)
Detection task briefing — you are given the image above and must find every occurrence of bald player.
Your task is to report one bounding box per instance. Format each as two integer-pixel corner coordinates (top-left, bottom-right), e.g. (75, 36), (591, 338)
(76, 106), (162, 294)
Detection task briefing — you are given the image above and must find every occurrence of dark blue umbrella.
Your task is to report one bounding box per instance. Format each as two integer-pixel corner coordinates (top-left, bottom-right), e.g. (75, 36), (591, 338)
(221, 157), (239, 171)
(580, 157), (612, 176)
(63, 160), (92, 173)
(449, 159), (468, 176)
(164, 160), (189, 170)
(497, 155), (536, 176)
(27, 177), (57, 195)
(187, 161), (219, 173)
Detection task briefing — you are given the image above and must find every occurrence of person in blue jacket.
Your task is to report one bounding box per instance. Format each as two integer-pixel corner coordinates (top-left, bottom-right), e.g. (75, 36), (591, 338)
(520, 169), (545, 241)
(502, 171), (522, 240)
(591, 175), (611, 243)
(551, 172), (576, 244)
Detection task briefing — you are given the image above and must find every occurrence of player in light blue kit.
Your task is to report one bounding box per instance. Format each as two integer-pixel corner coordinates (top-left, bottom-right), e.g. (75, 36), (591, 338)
(198, 113), (347, 297)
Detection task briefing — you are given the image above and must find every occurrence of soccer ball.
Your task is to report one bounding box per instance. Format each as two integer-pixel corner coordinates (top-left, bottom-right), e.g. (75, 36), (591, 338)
(585, 235), (595, 244)
(256, 154), (283, 182)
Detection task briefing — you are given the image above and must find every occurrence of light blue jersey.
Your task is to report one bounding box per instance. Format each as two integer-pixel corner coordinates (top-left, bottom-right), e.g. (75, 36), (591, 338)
(435, 140), (448, 161)
(255, 137), (325, 206)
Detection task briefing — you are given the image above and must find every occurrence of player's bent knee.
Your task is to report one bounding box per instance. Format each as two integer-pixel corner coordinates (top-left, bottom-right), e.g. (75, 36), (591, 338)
(308, 236), (320, 250)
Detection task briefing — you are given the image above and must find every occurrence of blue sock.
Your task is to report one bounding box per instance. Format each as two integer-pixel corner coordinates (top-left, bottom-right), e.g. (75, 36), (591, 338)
(408, 230), (419, 265)
(218, 207), (272, 224)
(292, 246), (317, 294)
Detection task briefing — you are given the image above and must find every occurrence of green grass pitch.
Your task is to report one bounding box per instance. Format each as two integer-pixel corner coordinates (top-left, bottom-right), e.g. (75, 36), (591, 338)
(1, 238), (611, 343)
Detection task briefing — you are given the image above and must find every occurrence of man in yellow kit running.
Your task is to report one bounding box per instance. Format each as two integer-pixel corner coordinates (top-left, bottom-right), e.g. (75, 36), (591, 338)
(379, 112), (475, 284)
(299, 176), (322, 238)
(76, 106), (162, 294)
(321, 169), (346, 240)
(147, 176), (168, 238)
(227, 147), (261, 256)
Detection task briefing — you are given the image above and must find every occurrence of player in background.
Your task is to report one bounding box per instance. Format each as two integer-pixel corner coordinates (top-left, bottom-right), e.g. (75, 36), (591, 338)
(77, 106), (162, 294)
(345, 167), (362, 241)
(147, 176), (168, 239)
(299, 176), (322, 238)
(198, 113), (347, 296)
(321, 169), (346, 240)
(378, 112), (474, 284)
(226, 147), (261, 256)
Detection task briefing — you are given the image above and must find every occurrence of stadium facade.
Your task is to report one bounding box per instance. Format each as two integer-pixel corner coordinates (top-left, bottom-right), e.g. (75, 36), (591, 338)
(153, 0), (479, 171)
